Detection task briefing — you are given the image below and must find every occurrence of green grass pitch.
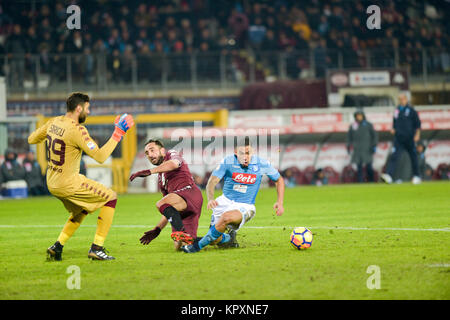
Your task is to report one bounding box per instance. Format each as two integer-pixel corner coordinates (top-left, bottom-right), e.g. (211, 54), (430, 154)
(0, 182), (449, 300)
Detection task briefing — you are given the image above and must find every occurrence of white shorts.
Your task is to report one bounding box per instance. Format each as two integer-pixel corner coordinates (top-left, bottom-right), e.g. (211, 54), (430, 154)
(210, 194), (256, 231)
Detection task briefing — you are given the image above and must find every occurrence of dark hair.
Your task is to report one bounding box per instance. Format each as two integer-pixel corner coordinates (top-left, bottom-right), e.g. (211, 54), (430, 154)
(236, 136), (251, 148)
(145, 138), (164, 148)
(66, 92), (90, 112)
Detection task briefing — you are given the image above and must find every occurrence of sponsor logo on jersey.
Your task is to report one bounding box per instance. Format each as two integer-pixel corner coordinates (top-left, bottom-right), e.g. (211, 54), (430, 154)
(232, 172), (257, 184)
(87, 141), (96, 150)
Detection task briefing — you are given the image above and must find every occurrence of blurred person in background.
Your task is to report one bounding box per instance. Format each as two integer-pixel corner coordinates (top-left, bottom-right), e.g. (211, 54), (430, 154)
(347, 110), (378, 183)
(311, 168), (328, 186)
(4, 24), (30, 87)
(381, 94), (422, 185)
(0, 165), (3, 193)
(283, 168), (297, 188)
(1, 149), (25, 182)
(416, 141), (433, 181)
(22, 150), (46, 196)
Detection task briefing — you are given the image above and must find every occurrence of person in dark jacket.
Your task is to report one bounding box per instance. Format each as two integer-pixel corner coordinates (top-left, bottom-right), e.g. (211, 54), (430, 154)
(381, 94), (422, 184)
(22, 151), (47, 196)
(0, 166), (3, 194)
(416, 141), (432, 181)
(347, 110), (378, 182)
(4, 24), (30, 87)
(1, 149), (26, 182)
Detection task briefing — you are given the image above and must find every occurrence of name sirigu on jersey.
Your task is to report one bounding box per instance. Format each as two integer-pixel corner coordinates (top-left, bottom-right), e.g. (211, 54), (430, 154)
(211, 155), (280, 204)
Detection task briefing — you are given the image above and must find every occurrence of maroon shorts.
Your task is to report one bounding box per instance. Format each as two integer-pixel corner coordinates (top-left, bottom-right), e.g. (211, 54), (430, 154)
(171, 184), (203, 238)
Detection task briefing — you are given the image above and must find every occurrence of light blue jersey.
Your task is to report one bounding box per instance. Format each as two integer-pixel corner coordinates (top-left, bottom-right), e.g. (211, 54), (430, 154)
(211, 155), (281, 204)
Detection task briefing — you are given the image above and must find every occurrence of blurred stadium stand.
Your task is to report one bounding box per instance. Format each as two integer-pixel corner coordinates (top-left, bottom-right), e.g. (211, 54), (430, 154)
(0, 0), (449, 94)
(0, 0), (449, 195)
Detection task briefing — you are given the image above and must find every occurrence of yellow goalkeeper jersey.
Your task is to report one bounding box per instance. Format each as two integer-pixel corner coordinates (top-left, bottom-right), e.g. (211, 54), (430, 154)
(28, 115), (117, 196)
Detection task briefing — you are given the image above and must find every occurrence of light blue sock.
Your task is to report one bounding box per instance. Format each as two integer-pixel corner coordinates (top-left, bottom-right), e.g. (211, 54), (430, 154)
(198, 225), (223, 249)
(218, 233), (231, 244)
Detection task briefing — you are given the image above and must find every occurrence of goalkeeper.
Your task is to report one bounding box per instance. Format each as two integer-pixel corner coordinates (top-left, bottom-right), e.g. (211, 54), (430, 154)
(28, 92), (134, 261)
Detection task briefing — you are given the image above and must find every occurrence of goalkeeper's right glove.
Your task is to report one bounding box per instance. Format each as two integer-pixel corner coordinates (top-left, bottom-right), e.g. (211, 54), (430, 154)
(112, 113), (135, 142)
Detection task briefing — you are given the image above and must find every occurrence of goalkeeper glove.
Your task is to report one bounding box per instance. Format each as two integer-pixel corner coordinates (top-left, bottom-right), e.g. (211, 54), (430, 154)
(112, 113), (135, 142)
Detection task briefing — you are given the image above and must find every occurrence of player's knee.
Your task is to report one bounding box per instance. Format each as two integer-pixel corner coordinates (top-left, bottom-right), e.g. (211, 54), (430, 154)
(222, 211), (240, 226)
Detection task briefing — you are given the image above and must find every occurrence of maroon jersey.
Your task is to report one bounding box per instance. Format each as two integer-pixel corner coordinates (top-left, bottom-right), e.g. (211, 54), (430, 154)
(158, 149), (195, 195)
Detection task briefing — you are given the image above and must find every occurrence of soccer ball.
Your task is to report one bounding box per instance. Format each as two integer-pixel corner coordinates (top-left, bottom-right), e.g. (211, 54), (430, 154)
(290, 227), (313, 250)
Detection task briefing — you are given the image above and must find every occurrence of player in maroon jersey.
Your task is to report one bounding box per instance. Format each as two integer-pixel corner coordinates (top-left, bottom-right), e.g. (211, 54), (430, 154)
(129, 139), (203, 250)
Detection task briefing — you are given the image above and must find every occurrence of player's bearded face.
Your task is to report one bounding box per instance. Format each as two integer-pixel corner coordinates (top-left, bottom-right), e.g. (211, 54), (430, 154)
(145, 143), (164, 165)
(78, 103), (90, 124)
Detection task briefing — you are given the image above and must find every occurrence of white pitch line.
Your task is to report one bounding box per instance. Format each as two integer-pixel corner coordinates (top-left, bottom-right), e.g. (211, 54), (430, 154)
(427, 264), (450, 268)
(0, 225), (449, 232)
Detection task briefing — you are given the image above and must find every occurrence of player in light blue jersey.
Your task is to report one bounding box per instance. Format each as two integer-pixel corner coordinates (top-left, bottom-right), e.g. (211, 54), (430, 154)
(182, 138), (285, 253)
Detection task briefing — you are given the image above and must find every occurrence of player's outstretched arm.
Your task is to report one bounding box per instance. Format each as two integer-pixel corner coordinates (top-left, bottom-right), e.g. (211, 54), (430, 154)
(80, 113), (134, 164)
(150, 159), (181, 174)
(206, 175), (221, 209)
(139, 216), (168, 245)
(130, 159), (180, 181)
(273, 176), (285, 216)
(28, 119), (52, 145)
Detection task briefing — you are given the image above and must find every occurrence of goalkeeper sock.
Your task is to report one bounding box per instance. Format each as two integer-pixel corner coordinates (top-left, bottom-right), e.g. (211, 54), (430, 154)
(93, 201), (116, 247)
(57, 211), (87, 245)
(198, 225), (223, 249)
(160, 204), (184, 231)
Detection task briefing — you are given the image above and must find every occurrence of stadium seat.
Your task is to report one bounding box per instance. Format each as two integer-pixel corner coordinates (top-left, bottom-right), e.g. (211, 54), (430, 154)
(323, 166), (340, 184)
(300, 166), (316, 185)
(432, 163), (450, 180)
(341, 165), (357, 183)
(281, 166), (302, 187)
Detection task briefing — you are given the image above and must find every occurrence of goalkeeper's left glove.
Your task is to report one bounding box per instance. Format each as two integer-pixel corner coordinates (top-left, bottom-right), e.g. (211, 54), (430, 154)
(112, 113), (135, 142)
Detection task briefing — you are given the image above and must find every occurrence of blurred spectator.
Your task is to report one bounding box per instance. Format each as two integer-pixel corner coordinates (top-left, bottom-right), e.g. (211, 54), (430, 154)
(5, 24), (29, 87)
(283, 168), (297, 188)
(65, 31), (83, 53)
(197, 42), (217, 80)
(51, 42), (67, 82)
(80, 47), (95, 84)
(228, 8), (249, 48)
(435, 164), (449, 180)
(311, 168), (328, 186)
(312, 38), (328, 77)
(347, 110), (378, 183)
(416, 141), (433, 181)
(0, 163), (3, 187)
(248, 17), (266, 49)
(1, 149), (25, 182)
(22, 151), (46, 196)
(261, 29), (278, 51)
(317, 15), (329, 37)
(108, 49), (122, 82)
(0, 0), (449, 86)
